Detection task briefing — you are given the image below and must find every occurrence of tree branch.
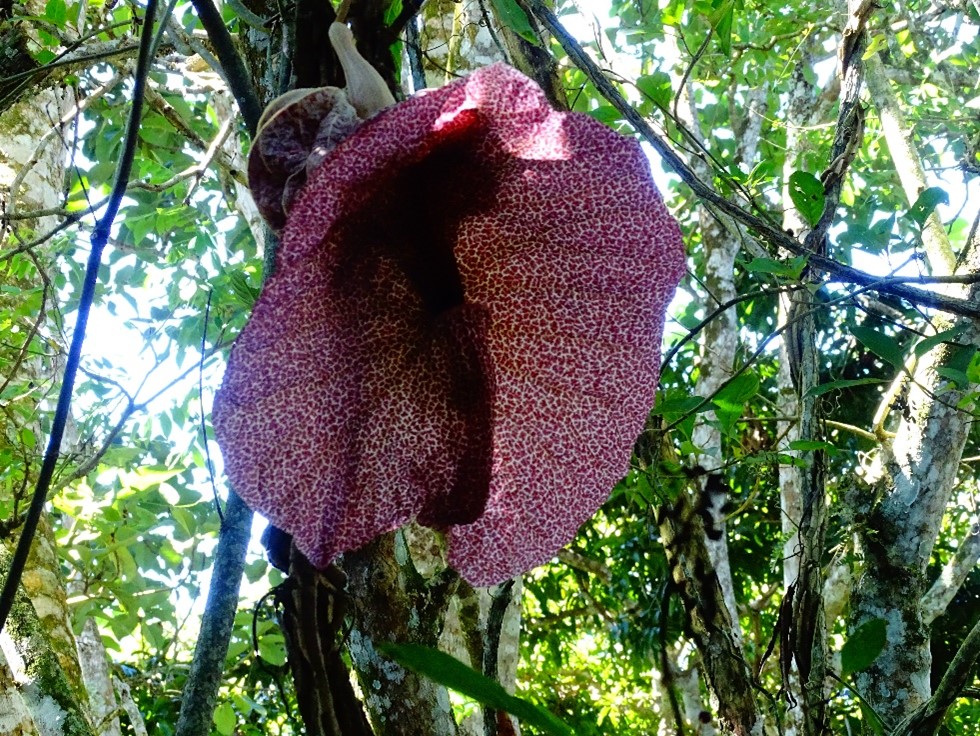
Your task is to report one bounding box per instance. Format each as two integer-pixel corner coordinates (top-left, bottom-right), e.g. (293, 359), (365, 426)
(922, 525), (980, 625)
(173, 492), (254, 736)
(189, 0), (263, 135)
(895, 612), (980, 734)
(865, 53), (957, 275)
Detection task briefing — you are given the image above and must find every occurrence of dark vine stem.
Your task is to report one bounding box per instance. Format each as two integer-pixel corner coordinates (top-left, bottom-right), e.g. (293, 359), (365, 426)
(189, 0), (264, 136)
(0, 0), (160, 635)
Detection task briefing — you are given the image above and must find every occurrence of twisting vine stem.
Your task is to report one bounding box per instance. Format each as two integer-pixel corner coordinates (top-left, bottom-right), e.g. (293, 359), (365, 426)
(0, 0), (161, 635)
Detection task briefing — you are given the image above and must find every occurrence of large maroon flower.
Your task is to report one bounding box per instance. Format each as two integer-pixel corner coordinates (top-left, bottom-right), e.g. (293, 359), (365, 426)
(213, 63), (685, 586)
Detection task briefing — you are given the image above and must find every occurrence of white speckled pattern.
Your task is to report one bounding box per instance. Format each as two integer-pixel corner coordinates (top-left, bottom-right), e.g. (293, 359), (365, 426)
(213, 63), (686, 586)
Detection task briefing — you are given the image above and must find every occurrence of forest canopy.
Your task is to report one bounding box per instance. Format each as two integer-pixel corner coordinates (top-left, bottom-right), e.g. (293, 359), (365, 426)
(1, 1), (980, 735)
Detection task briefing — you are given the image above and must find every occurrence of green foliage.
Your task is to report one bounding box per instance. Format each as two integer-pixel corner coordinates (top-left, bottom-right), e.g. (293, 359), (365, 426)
(850, 324), (906, 369)
(788, 171), (826, 227)
(487, 0), (538, 44)
(905, 186), (949, 228)
(841, 619), (887, 678)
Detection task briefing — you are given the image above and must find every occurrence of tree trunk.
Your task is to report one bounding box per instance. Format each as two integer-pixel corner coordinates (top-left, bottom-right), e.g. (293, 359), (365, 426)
(342, 531), (460, 736)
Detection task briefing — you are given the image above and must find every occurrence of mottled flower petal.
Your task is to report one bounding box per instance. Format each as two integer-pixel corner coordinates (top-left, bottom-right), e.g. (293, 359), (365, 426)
(213, 63), (685, 586)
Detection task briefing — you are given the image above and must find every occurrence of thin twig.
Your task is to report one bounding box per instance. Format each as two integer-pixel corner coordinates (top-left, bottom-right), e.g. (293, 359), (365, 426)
(198, 292), (223, 522)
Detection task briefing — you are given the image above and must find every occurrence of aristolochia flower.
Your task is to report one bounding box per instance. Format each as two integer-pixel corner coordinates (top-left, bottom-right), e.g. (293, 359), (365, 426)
(213, 62), (685, 587)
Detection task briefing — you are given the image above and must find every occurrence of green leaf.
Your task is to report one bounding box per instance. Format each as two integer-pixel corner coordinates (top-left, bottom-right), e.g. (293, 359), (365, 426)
(44, 0), (68, 26)
(787, 439), (835, 452)
(695, 0), (736, 55)
(32, 49), (58, 65)
(743, 255), (808, 279)
(805, 377), (886, 397)
(841, 618), (887, 678)
(651, 395), (707, 416)
(862, 33), (888, 59)
(228, 270), (259, 307)
(712, 372), (760, 406)
(120, 467), (185, 491)
(967, 352), (980, 384)
(18, 428), (36, 449)
(712, 2), (735, 55)
(487, 0), (538, 45)
(171, 506), (196, 538)
(851, 325), (905, 368)
(636, 72), (673, 109)
(258, 635), (287, 666)
(213, 703), (236, 736)
(587, 106), (624, 125)
(913, 327), (963, 357)
(377, 643), (574, 736)
(905, 186), (948, 228)
(859, 702), (887, 736)
(930, 346), (977, 388)
(788, 171), (825, 227)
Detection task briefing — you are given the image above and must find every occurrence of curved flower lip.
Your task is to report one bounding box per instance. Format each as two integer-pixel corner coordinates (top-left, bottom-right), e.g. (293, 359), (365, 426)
(213, 63), (686, 587)
(247, 86), (361, 231)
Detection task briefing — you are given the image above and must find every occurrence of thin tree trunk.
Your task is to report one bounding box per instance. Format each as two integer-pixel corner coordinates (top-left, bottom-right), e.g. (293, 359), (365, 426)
(847, 17), (976, 728)
(1, 7), (96, 728)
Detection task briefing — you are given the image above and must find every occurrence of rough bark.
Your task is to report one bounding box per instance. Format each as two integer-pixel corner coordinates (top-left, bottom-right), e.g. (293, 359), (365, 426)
(657, 496), (759, 736)
(847, 10), (978, 727)
(650, 28), (759, 730)
(1, 13), (97, 730)
(75, 619), (121, 736)
(342, 531), (459, 736)
(0, 549), (95, 736)
(851, 315), (977, 726)
(420, 0), (506, 86)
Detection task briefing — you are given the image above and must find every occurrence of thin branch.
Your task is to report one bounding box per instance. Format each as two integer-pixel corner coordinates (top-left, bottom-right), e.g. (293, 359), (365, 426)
(822, 420), (877, 443)
(5, 70), (123, 218)
(0, 281), (47, 399)
(895, 612), (980, 734)
(922, 525), (980, 625)
(662, 275), (924, 434)
(61, 345), (230, 486)
(164, 13), (224, 77)
(663, 285), (805, 370)
(0, 210), (89, 261)
(865, 53), (957, 275)
(129, 114), (235, 195)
